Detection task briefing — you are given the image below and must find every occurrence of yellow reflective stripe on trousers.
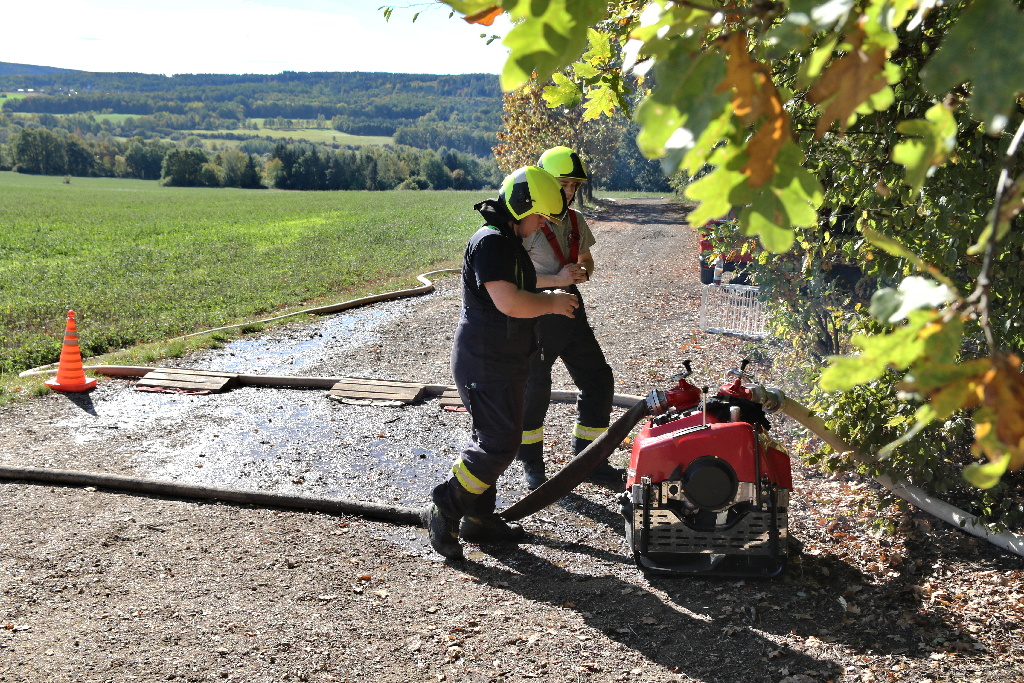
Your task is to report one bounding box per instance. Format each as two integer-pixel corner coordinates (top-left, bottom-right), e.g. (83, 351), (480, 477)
(573, 423), (607, 441)
(521, 427), (544, 446)
(452, 459), (489, 495)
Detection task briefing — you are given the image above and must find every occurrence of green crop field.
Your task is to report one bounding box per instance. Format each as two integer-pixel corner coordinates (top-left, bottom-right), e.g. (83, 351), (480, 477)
(89, 114), (393, 146)
(190, 127), (393, 147)
(4, 112), (392, 147)
(0, 171), (490, 376)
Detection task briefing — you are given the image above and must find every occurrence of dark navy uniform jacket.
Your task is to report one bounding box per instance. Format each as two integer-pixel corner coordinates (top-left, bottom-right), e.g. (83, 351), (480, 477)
(452, 198), (539, 386)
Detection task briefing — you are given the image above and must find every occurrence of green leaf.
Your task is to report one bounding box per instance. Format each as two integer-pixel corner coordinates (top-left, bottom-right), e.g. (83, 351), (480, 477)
(738, 141), (823, 252)
(864, 0), (918, 31)
(745, 191), (798, 253)
(927, 378), (974, 419)
(819, 311), (935, 392)
(892, 103), (957, 194)
(499, 0), (608, 90)
(920, 0), (1024, 133)
(572, 61), (601, 80)
(582, 27), (611, 65)
(920, 316), (963, 365)
(635, 46), (729, 163)
(582, 83), (618, 120)
(682, 111), (735, 175)
(819, 353), (889, 391)
(868, 276), (955, 324)
(684, 162), (748, 226)
(796, 36), (839, 90)
(861, 311), (934, 364)
(543, 72), (582, 108)
(904, 358), (989, 393)
(963, 453), (1011, 489)
(861, 225), (920, 261)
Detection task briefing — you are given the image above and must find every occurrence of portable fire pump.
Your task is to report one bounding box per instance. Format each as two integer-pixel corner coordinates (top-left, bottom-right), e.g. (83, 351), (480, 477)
(620, 360), (792, 577)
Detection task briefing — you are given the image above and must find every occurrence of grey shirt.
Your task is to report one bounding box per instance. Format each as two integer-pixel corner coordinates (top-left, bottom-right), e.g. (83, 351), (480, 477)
(522, 209), (596, 277)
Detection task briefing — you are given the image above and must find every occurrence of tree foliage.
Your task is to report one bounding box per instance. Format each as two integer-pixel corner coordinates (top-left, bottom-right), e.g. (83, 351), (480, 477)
(435, 0), (1024, 524)
(492, 82), (634, 193)
(0, 71), (502, 158)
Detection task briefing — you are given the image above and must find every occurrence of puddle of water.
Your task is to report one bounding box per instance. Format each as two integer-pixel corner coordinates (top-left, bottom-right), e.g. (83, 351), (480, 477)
(54, 287), (533, 516)
(203, 302), (414, 375)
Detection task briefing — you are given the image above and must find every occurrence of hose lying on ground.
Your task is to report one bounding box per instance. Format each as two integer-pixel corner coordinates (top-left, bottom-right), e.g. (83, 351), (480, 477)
(501, 399), (649, 522)
(0, 465), (422, 525)
(19, 269), (462, 379)
(777, 393), (1024, 558)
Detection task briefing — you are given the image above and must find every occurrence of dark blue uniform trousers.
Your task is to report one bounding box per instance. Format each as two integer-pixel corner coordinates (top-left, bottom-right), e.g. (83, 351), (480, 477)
(520, 297), (614, 459)
(432, 309), (534, 520)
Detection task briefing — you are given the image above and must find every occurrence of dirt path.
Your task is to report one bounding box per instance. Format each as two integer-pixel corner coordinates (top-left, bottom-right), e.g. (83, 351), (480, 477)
(1, 198), (1021, 683)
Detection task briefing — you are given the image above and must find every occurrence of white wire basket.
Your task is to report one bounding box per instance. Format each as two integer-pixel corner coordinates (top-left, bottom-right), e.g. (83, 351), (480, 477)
(699, 284), (767, 339)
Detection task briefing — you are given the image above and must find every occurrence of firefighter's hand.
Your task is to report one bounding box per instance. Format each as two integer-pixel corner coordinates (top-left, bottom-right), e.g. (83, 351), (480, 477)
(545, 290), (579, 318)
(552, 264), (584, 286)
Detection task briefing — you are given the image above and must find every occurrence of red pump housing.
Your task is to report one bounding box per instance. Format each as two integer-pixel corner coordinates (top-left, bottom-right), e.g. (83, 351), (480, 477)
(620, 361), (791, 577)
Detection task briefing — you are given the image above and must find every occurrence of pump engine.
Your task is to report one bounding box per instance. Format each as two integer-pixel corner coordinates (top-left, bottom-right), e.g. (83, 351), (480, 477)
(620, 360), (791, 577)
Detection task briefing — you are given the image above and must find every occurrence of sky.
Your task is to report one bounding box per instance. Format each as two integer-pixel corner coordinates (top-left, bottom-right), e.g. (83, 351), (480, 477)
(1, 0), (512, 76)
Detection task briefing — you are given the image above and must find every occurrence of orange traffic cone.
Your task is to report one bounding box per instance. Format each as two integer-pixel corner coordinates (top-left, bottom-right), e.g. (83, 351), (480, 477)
(44, 310), (97, 393)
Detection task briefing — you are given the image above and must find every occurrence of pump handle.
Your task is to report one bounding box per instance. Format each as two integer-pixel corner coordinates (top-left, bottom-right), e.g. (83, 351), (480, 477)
(666, 359), (694, 384)
(726, 358), (755, 383)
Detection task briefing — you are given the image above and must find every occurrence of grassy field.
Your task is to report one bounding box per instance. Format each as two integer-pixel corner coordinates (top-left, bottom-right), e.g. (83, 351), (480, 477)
(3, 112), (393, 147)
(0, 92), (29, 104)
(0, 171), (490, 378)
(191, 127), (393, 147)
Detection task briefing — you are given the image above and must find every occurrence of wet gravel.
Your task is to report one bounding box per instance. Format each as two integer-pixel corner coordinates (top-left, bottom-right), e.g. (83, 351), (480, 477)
(2, 198), (1021, 683)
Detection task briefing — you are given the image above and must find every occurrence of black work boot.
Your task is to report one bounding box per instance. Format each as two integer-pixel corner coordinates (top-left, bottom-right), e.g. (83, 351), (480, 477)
(574, 436), (624, 488)
(521, 458), (546, 490)
(517, 442), (547, 490)
(421, 504), (463, 560)
(587, 462), (625, 487)
(460, 514), (526, 544)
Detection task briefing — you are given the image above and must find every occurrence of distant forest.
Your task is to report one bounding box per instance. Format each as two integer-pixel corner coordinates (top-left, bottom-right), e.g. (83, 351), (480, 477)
(0, 65), (511, 189)
(0, 68), (502, 155)
(0, 63), (669, 193)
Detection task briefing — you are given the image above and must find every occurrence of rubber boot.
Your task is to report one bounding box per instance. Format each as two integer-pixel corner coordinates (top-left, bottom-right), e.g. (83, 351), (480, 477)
(576, 436), (624, 487)
(421, 504), (463, 560)
(516, 441), (547, 490)
(460, 514), (526, 544)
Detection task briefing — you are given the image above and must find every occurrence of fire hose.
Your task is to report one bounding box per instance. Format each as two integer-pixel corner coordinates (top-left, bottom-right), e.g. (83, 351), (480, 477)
(8, 264), (1023, 556)
(758, 387), (1024, 557)
(1, 388), (1022, 557)
(501, 399), (648, 521)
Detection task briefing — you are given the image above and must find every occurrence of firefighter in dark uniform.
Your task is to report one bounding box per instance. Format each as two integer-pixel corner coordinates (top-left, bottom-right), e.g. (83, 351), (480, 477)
(516, 147), (618, 490)
(422, 166), (579, 560)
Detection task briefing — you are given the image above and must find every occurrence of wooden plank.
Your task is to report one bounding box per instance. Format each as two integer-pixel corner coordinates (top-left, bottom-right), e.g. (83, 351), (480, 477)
(328, 379), (424, 404)
(136, 377), (233, 392)
(329, 376), (421, 387)
(329, 387), (423, 402)
(439, 389), (464, 408)
(137, 368), (238, 393)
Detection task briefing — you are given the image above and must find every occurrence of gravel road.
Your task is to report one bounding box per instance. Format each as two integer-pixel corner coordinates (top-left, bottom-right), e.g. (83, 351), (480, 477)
(1, 198), (1020, 683)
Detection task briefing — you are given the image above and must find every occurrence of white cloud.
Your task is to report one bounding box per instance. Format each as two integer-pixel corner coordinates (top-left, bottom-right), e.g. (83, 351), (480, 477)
(1, 0), (510, 75)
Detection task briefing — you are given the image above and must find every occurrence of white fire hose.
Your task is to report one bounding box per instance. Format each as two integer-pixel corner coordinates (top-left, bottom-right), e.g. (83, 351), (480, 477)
(753, 386), (1024, 557)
